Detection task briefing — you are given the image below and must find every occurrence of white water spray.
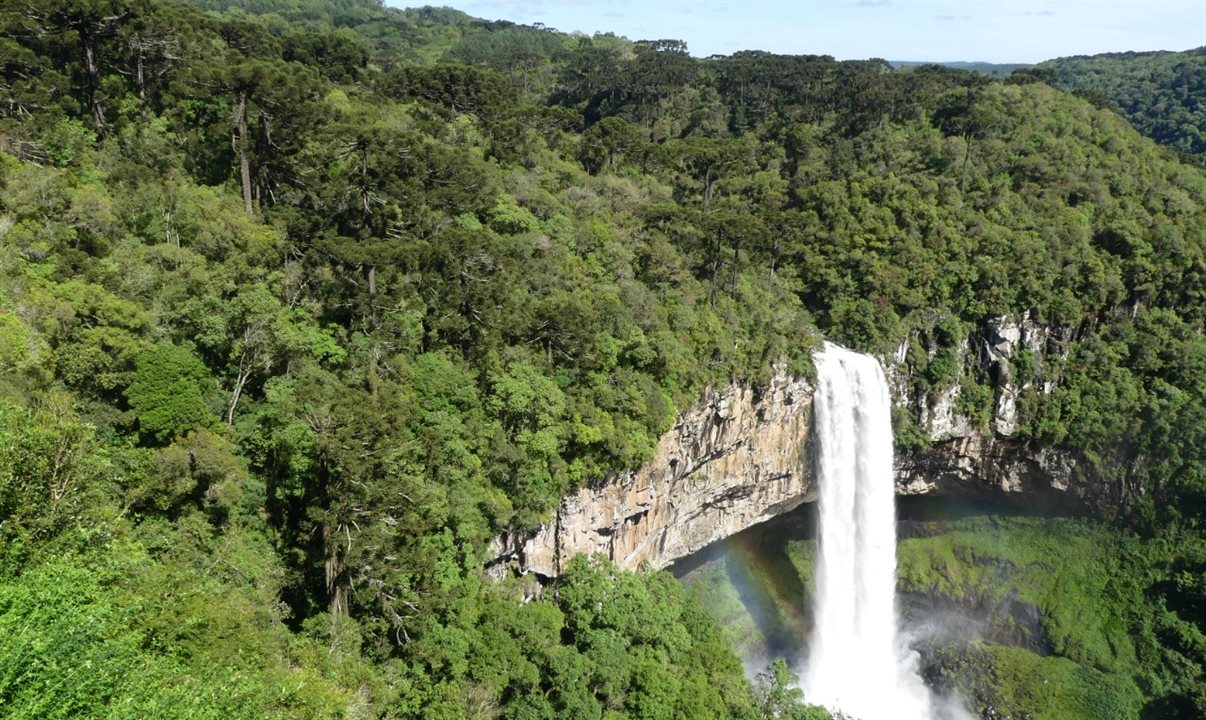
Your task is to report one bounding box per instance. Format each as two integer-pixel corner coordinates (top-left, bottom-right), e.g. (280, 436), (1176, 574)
(803, 342), (932, 720)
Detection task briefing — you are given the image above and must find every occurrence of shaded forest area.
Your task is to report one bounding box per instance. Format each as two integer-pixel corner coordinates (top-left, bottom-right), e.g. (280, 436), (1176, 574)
(0, 1), (1202, 717)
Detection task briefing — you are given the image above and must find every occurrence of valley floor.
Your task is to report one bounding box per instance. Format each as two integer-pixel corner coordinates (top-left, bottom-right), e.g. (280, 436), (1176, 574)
(678, 500), (1205, 720)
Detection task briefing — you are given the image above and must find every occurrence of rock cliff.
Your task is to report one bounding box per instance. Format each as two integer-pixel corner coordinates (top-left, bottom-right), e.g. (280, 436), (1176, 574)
(488, 316), (1084, 579)
(895, 434), (1078, 499)
(487, 369), (816, 578)
(894, 313), (1081, 500)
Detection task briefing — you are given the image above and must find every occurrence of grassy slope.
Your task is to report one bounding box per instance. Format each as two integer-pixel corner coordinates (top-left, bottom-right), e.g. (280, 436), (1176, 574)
(897, 517), (1144, 719)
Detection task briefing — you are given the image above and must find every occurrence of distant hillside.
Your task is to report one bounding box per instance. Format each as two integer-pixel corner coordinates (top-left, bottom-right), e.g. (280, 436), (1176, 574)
(1039, 48), (1206, 160)
(891, 60), (1031, 76)
(182, 0), (582, 65)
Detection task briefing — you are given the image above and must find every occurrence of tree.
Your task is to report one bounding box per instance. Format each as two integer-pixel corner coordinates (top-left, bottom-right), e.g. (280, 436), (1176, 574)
(628, 39), (698, 107)
(756, 660), (832, 720)
(382, 64), (517, 120)
(0, 396), (102, 551)
(191, 282), (344, 425)
(556, 36), (622, 124)
(114, 0), (189, 110)
(0, 35), (74, 134)
(669, 135), (756, 210)
(11, 0), (148, 140)
(0, 310), (37, 379)
(186, 21), (324, 214)
(579, 116), (645, 175)
(282, 28), (368, 83)
(125, 343), (217, 444)
(931, 82), (1006, 193)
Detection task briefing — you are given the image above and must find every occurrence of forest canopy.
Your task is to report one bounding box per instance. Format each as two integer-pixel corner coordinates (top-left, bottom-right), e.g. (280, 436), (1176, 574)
(1040, 47), (1206, 161)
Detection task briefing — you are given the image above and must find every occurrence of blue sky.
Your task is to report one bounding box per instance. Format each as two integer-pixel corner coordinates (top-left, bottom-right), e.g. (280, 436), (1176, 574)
(387, 0), (1206, 63)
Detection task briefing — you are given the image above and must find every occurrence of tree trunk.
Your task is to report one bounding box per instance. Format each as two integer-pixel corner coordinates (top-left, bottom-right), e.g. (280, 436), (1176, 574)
(731, 237), (741, 294)
(135, 45), (146, 104)
(226, 359), (251, 425)
(324, 522), (347, 617)
(80, 30), (106, 140)
(234, 92), (253, 214)
(960, 134), (972, 194)
(709, 231), (722, 307)
(368, 265), (379, 329)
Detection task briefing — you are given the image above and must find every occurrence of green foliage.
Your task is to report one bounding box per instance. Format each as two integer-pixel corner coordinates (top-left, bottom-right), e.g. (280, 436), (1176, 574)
(41, 118), (97, 167)
(897, 517), (1204, 718)
(0, 396), (110, 567)
(891, 404), (931, 451)
(755, 660), (833, 720)
(940, 643), (1143, 720)
(1040, 48), (1206, 160)
(898, 519), (1139, 671)
(125, 344), (218, 443)
(0, 310), (36, 378)
(0, 542), (360, 719)
(552, 555), (768, 719)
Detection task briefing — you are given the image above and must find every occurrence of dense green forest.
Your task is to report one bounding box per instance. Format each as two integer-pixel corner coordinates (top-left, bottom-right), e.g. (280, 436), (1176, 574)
(1039, 48), (1206, 161)
(0, 0), (1202, 717)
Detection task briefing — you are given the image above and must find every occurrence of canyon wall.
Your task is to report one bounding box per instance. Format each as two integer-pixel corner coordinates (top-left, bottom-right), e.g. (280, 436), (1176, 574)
(487, 370), (816, 578)
(893, 313), (1082, 501)
(488, 316), (1085, 580)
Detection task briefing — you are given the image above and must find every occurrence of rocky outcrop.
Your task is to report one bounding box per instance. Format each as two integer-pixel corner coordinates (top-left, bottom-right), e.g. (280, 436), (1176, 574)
(489, 316), (1085, 579)
(895, 434), (1078, 499)
(895, 313), (1082, 500)
(983, 312), (1051, 437)
(894, 312), (1081, 499)
(487, 369), (816, 578)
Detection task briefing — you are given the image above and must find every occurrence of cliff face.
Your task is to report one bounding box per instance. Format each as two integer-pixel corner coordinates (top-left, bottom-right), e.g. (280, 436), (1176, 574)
(487, 370), (816, 578)
(896, 435), (1079, 499)
(489, 317), (1084, 579)
(894, 313), (1082, 501)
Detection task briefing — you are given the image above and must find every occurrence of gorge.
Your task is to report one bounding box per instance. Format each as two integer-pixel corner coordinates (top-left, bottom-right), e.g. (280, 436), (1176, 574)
(486, 317), (1085, 581)
(1, 2), (1201, 716)
(484, 328), (1108, 718)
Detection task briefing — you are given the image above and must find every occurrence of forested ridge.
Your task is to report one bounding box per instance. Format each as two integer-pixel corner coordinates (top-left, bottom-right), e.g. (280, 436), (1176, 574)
(1038, 47), (1206, 162)
(0, 0), (1202, 717)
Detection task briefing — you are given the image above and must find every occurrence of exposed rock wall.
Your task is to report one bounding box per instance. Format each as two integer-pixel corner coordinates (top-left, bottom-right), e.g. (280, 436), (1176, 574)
(892, 312), (1080, 499)
(489, 316), (1085, 579)
(983, 312), (1053, 437)
(896, 434), (1078, 498)
(487, 370), (816, 578)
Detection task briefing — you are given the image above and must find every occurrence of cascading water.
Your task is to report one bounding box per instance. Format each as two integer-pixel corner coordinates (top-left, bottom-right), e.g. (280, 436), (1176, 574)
(803, 342), (932, 720)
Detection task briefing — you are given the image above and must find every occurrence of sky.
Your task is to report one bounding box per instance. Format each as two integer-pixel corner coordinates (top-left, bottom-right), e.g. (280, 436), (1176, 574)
(387, 0), (1206, 64)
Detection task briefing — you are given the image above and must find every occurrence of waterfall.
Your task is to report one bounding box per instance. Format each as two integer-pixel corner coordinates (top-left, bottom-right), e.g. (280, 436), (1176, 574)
(803, 342), (932, 720)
